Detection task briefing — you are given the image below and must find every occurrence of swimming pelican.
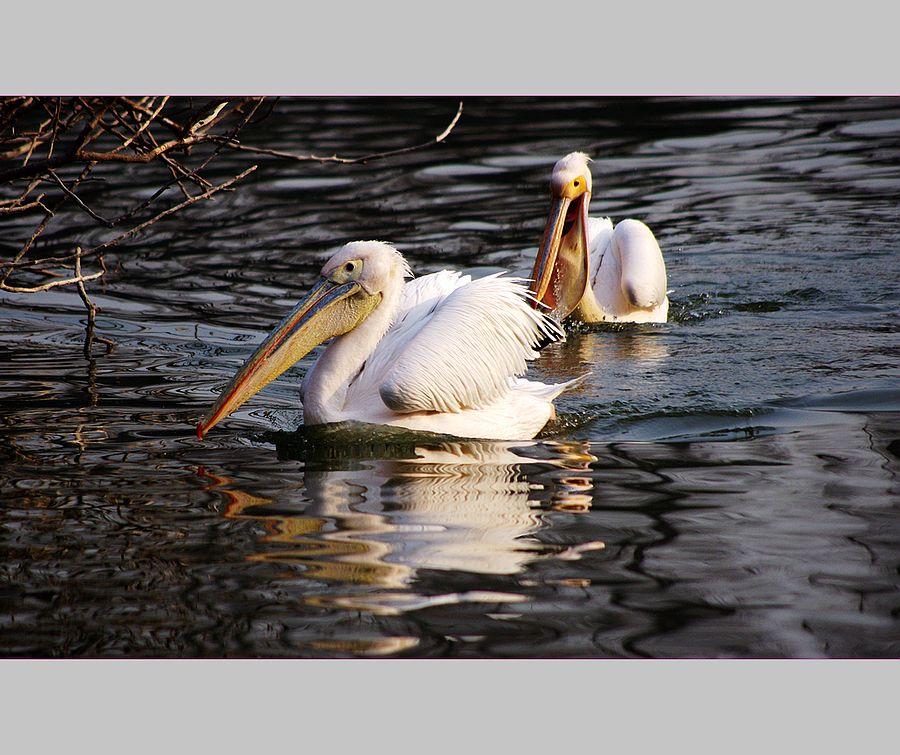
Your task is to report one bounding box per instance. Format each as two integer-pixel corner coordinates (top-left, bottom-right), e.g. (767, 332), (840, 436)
(528, 152), (669, 323)
(196, 241), (580, 441)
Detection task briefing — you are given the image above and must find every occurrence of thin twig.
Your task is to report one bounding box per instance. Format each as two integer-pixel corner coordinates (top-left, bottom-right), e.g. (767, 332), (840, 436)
(185, 100), (230, 137)
(0, 196), (47, 215)
(209, 100), (464, 165)
(93, 109), (141, 147)
(29, 267), (66, 278)
(46, 98), (62, 161)
(1, 165), (256, 273)
(47, 170), (113, 227)
(0, 139), (46, 160)
(21, 113), (54, 166)
(120, 96), (186, 136)
(0, 97), (460, 312)
(0, 101), (110, 182)
(78, 164), (258, 259)
(0, 269), (104, 293)
(118, 96), (169, 151)
(74, 247), (114, 356)
(1, 163), (95, 283)
(160, 154), (199, 201)
(0, 97), (32, 134)
(0, 177), (42, 207)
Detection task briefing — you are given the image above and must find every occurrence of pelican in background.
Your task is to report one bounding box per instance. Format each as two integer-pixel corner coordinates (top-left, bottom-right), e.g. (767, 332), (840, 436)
(197, 241), (581, 441)
(529, 152), (669, 324)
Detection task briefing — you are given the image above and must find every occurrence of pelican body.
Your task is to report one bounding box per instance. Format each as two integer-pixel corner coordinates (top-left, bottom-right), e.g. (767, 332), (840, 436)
(529, 152), (669, 324)
(197, 241), (579, 441)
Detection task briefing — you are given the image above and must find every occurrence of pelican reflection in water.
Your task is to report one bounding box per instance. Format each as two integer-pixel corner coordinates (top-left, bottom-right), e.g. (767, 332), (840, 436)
(529, 152), (669, 324)
(197, 241), (583, 440)
(201, 439), (604, 616)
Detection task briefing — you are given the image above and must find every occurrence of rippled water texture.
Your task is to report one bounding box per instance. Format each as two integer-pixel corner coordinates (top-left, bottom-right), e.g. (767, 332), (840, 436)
(2, 97), (899, 657)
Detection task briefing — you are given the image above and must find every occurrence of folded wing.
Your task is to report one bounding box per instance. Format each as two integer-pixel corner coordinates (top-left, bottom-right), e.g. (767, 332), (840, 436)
(346, 272), (563, 415)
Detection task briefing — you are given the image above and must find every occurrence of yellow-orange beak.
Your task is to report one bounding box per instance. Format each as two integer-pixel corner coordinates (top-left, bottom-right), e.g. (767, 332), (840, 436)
(528, 183), (591, 321)
(197, 276), (371, 439)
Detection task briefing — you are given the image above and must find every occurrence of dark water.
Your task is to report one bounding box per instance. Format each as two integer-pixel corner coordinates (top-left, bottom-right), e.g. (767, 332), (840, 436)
(1, 97), (898, 657)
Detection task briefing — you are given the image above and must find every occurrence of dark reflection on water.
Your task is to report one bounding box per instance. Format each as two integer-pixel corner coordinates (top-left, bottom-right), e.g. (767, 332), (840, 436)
(2, 97), (899, 657)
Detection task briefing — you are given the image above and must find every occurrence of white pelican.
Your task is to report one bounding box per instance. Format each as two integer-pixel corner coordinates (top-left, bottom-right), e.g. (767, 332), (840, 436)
(196, 241), (580, 441)
(529, 152), (669, 323)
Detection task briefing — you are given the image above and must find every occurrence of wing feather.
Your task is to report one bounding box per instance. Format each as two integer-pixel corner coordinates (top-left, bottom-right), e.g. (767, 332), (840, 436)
(341, 270), (470, 409)
(378, 274), (563, 414)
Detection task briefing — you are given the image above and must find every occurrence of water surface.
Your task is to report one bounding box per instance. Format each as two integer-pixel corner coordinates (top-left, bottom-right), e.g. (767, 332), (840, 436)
(1, 97), (898, 657)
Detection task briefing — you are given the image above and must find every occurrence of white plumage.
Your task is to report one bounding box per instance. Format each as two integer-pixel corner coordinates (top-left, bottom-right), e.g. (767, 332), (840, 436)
(304, 245), (572, 439)
(372, 273), (560, 413)
(199, 241), (580, 441)
(529, 152), (669, 324)
(583, 216), (670, 323)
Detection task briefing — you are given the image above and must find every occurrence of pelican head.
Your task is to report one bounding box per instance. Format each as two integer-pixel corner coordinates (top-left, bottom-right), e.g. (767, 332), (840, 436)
(197, 241), (407, 439)
(528, 152), (593, 320)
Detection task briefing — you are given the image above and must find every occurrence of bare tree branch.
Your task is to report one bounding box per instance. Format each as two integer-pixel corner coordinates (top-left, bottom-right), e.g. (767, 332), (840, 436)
(77, 164), (258, 260)
(209, 101), (464, 165)
(74, 247), (115, 356)
(47, 170), (114, 227)
(0, 269), (104, 293)
(118, 96), (169, 151)
(0, 96), (466, 366)
(2, 164), (261, 274)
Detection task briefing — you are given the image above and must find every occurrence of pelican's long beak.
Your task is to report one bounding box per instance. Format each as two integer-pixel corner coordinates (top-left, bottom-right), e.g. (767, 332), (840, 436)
(528, 185), (591, 320)
(196, 276), (378, 439)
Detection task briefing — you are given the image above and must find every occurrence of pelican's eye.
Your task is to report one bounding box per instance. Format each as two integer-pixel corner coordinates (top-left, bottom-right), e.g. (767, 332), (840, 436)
(330, 258), (363, 284)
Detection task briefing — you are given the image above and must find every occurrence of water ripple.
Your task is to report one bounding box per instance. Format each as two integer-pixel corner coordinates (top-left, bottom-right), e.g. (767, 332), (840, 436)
(3, 97), (900, 657)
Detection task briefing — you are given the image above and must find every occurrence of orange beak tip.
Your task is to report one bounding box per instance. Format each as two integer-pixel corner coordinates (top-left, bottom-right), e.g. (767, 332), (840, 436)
(196, 422), (206, 441)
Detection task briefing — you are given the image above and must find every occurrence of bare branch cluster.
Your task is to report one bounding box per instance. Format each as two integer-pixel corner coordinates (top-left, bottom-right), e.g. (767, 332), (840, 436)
(0, 96), (272, 353)
(0, 97), (464, 356)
